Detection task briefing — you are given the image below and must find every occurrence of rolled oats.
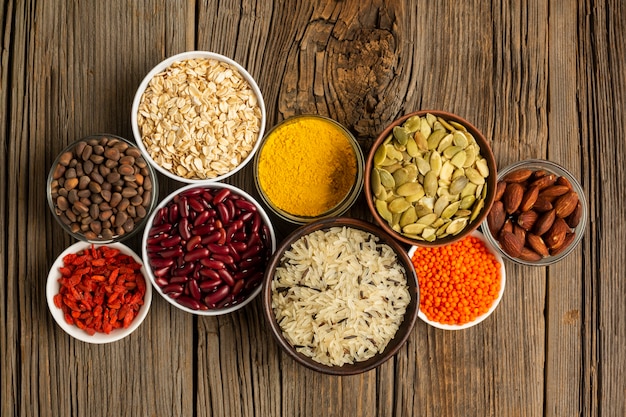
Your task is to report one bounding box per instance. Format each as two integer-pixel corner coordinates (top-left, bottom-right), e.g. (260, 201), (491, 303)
(137, 58), (262, 179)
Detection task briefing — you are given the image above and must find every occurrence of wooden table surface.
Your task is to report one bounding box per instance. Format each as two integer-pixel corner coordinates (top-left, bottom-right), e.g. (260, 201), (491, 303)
(2, 1), (625, 416)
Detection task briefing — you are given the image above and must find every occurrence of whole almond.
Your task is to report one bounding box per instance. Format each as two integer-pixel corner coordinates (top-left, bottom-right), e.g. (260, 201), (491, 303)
(513, 224), (526, 242)
(556, 175), (573, 190)
(503, 169), (533, 183)
(526, 233), (550, 257)
(531, 170), (549, 179)
(518, 247), (542, 262)
(550, 232), (577, 256)
(534, 209), (556, 236)
(503, 182), (524, 214)
(539, 185), (570, 199)
(494, 180), (507, 201)
(554, 191), (579, 218)
(487, 200), (506, 236)
(532, 196), (553, 212)
(566, 201), (583, 228)
(530, 173), (557, 190)
(501, 218), (514, 235)
(519, 186), (539, 212)
(544, 217), (569, 249)
(517, 210), (538, 231)
(499, 231), (524, 258)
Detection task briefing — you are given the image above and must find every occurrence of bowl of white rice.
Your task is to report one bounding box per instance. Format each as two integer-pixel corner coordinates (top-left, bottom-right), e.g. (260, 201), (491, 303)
(261, 217), (419, 375)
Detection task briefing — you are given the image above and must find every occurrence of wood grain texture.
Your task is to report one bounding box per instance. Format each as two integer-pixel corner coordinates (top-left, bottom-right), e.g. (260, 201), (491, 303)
(2, 0), (625, 416)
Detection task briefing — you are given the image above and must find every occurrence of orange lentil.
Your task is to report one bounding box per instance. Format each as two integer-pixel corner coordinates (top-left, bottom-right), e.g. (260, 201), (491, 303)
(411, 235), (502, 326)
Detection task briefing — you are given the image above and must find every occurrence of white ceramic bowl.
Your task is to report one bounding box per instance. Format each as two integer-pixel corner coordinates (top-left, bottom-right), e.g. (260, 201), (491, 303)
(131, 50), (267, 183)
(46, 241), (152, 343)
(142, 182), (277, 316)
(409, 230), (506, 330)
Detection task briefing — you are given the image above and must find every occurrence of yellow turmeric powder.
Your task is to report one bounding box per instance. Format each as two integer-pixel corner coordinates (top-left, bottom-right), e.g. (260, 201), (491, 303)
(257, 115), (358, 217)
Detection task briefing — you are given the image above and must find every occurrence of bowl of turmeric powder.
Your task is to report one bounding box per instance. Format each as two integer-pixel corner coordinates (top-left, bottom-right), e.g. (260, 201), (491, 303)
(253, 115), (364, 224)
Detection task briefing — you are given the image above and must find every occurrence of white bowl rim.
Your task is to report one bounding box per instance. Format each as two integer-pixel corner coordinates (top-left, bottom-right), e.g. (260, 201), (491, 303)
(141, 182), (277, 315)
(46, 241), (153, 343)
(409, 229), (507, 330)
(130, 50), (267, 184)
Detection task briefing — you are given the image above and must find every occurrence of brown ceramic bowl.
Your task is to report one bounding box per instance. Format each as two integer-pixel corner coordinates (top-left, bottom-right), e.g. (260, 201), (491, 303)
(365, 110), (497, 247)
(261, 217), (419, 375)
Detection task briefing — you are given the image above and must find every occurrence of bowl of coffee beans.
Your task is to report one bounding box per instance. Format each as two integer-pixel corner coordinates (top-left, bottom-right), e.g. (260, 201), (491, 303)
(47, 134), (159, 243)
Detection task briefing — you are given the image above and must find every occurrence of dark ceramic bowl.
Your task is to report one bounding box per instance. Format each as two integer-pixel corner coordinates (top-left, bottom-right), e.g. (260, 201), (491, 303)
(261, 217), (419, 375)
(365, 110), (497, 247)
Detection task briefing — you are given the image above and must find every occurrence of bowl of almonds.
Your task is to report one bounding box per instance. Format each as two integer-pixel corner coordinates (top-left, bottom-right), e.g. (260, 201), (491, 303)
(131, 51), (266, 183)
(364, 110), (497, 247)
(482, 159), (587, 265)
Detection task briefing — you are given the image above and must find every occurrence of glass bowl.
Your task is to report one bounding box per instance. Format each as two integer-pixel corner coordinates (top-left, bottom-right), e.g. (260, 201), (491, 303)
(481, 159), (587, 266)
(141, 182), (276, 315)
(131, 50), (266, 184)
(364, 110), (497, 247)
(47, 134), (159, 243)
(253, 114), (364, 224)
(261, 217), (419, 375)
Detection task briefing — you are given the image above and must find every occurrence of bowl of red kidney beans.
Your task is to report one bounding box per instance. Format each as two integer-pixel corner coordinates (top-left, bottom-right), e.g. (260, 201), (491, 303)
(142, 183), (276, 315)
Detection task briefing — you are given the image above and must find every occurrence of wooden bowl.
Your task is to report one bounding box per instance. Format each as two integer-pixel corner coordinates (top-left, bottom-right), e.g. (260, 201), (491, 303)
(261, 217), (419, 375)
(364, 110), (497, 247)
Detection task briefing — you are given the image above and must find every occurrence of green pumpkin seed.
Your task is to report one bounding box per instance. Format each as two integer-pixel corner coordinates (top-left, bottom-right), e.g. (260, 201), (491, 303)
(414, 131), (429, 151)
(403, 233), (424, 241)
(392, 168), (410, 186)
(422, 227), (437, 242)
(465, 167), (485, 185)
(374, 144), (387, 166)
(459, 195), (476, 210)
(470, 198), (485, 221)
(406, 137), (419, 157)
(393, 126), (409, 145)
(415, 156), (431, 175)
(455, 209), (472, 217)
(441, 200), (461, 219)
(385, 162), (403, 174)
(475, 183), (484, 198)
(436, 133), (454, 153)
(450, 150), (467, 168)
(463, 145), (477, 167)
(433, 195), (450, 216)
(426, 113), (437, 127)
(427, 130), (447, 150)
(439, 161), (455, 182)
(452, 167), (466, 180)
(379, 169), (395, 188)
(404, 116), (422, 133)
(418, 196), (435, 210)
(437, 117), (456, 132)
(429, 151), (442, 175)
(460, 182), (477, 197)
(396, 182), (423, 197)
(416, 213), (438, 226)
(405, 188), (426, 203)
(385, 144), (403, 161)
(403, 223), (427, 235)
(375, 199), (393, 223)
(446, 217), (468, 235)
(372, 169), (383, 197)
(404, 164), (418, 181)
(449, 121), (467, 131)
(436, 221), (451, 236)
(400, 207), (418, 227)
(420, 118), (432, 138)
(442, 145), (462, 159)
(453, 131), (468, 148)
(424, 171), (438, 197)
(449, 175), (469, 195)
(389, 197), (411, 214)
(476, 157), (490, 178)
(431, 217), (446, 229)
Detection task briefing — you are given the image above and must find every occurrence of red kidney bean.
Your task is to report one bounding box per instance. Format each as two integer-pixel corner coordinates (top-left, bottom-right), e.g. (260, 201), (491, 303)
(149, 223), (172, 236)
(178, 196), (189, 218)
(244, 272), (264, 290)
(198, 268), (220, 281)
(186, 196), (203, 213)
(225, 199), (236, 221)
(240, 256), (263, 270)
(213, 188), (230, 204)
(234, 199), (257, 212)
(181, 187), (204, 197)
(231, 279), (245, 297)
(193, 224), (215, 237)
(161, 235), (182, 248)
(186, 235), (202, 252)
(238, 211), (254, 223)
(217, 228), (227, 245)
(211, 253), (234, 265)
(178, 218), (192, 240)
(193, 210), (211, 227)
(153, 267), (172, 279)
(175, 261), (195, 275)
(200, 191), (213, 207)
(154, 207), (168, 225)
(203, 284), (230, 305)
(227, 243), (241, 262)
(170, 275), (189, 285)
(147, 244), (164, 253)
(177, 295), (202, 310)
(218, 269), (235, 286)
(217, 203), (230, 224)
(150, 257), (175, 269)
(187, 279), (201, 300)
(147, 234), (169, 245)
(241, 244), (263, 260)
(162, 283), (184, 294)
(199, 258), (225, 270)
(168, 203), (179, 223)
(160, 247), (183, 259)
(207, 243), (229, 255)
(199, 279), (222, 291)
(155, 276), (169, 287)
(184, 248), (209, 262)
(251, 212), (261, 234)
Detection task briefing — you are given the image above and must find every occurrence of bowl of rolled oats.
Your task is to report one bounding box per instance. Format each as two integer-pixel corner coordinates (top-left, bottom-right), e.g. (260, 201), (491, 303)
(131, 51), (266, 183)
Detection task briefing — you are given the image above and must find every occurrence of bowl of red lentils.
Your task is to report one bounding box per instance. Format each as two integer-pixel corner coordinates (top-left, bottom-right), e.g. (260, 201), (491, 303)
(408, 230), (506, 330)
(46, 241), (152, 343)
(131, 50), (266, 183)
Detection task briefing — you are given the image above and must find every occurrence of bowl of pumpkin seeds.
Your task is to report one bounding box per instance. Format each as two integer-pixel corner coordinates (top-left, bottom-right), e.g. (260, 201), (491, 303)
(365, 110), (497, 247)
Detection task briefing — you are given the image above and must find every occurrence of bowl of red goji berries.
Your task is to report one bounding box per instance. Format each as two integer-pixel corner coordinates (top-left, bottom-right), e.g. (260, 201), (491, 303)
(408, 230), (506, 330)
(46, 241), (152, 343)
